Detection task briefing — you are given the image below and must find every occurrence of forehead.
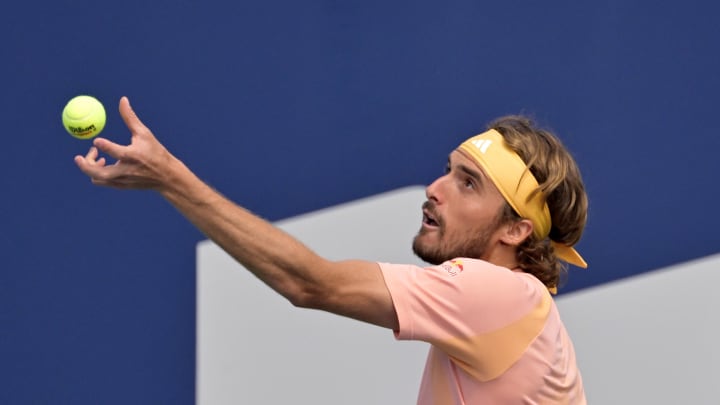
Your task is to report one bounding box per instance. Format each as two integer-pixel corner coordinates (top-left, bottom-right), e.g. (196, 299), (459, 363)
(450, 150), (488, 178)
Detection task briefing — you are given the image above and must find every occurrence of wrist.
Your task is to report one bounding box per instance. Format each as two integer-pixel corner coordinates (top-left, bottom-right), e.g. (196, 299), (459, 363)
(158, 156), (219, 207)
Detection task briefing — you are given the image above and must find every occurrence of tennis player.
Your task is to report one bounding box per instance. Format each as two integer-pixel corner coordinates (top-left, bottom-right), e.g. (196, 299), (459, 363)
(76, 96), (588, 404)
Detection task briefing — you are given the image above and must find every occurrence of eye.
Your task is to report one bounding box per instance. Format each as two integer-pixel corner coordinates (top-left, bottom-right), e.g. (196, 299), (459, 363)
(463, 177), (475, 189)
(444, 162), (451, 174)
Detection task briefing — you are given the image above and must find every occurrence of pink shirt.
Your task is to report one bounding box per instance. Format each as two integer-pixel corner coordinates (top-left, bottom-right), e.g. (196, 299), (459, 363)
(379, 259), (586, 404)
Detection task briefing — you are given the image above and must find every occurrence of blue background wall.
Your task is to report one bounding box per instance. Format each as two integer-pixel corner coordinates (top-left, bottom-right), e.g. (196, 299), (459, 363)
(2, 1), (719, 403)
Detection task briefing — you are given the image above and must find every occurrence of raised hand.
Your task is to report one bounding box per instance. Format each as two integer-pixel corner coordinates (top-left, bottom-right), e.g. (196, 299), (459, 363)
(74, 97), (176, 190)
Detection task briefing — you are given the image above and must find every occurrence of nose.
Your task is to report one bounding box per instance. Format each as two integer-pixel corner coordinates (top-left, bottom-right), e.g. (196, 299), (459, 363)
(425, 174), (446, 203)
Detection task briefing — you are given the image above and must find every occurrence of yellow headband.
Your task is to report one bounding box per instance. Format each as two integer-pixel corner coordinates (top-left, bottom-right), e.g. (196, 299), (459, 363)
(458, 129), (587, 270)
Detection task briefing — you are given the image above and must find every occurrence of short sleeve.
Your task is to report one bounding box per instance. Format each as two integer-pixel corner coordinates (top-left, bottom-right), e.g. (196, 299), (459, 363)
(379, 259), (552, 380)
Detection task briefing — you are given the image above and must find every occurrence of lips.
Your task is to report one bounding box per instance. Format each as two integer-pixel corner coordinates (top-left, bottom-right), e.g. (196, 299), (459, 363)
(422, 202), (440, 228)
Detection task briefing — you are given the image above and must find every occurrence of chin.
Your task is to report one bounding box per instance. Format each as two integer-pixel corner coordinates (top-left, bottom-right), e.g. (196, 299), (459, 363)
(412, 237), (446, 265)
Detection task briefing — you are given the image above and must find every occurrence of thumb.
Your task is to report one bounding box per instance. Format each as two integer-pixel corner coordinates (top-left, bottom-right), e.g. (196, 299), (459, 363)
(119, 96), (149, 134)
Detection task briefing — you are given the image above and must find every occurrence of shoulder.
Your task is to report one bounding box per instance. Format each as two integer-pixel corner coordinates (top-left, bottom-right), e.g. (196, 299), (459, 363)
(447, 258), (547, 300)
(380, 258), (545, 300)
(379, 258), (551, 340)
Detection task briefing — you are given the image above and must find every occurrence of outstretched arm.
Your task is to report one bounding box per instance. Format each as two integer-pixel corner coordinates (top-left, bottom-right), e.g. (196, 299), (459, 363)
(75, 97), (399, 330)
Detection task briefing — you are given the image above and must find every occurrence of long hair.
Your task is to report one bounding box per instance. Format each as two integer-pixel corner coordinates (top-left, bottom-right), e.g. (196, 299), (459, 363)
(490, 115), (588, 290)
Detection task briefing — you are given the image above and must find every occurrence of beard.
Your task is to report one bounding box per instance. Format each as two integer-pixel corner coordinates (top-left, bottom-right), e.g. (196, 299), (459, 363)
(412, 226), (494, 265)
(411, 201), (503, 265)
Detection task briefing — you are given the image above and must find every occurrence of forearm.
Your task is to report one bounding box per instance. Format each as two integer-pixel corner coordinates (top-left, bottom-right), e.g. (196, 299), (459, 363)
(158, 157), (327, 305)
(75, 97), (397, 328)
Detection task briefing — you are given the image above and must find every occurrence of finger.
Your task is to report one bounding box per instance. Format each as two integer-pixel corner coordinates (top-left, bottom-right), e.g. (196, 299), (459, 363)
(75, 154), (99, 176)
(74, 147), (98, 166)
(76, 156), (126, 183)
(75, 153), (105, 174)
(118, 96), (149, 134)
(93, 137), (131, 161)
(85, 146), (99, 161)
(75, 149), (114, 173)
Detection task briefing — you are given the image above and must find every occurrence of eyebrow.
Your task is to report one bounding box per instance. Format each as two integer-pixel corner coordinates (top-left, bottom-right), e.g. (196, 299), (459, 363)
(449, 157), (486, 184)
(459, 164), (484, 183)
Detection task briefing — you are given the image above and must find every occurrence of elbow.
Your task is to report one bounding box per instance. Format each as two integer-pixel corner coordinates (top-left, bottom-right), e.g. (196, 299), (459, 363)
(276, 258), (336, 310)
(285, 283), (330, 310)
(287, 291), (311, 309)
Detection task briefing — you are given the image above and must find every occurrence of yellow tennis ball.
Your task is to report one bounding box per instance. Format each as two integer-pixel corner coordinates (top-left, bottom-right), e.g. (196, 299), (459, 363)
(62, 95), (106, 139)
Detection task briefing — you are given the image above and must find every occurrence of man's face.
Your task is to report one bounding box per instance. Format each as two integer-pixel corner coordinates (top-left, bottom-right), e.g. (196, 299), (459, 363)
(412, 150), (509, 265)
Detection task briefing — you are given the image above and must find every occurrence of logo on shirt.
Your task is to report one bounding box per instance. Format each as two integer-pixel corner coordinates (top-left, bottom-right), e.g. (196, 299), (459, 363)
(441, 259), (464, 276)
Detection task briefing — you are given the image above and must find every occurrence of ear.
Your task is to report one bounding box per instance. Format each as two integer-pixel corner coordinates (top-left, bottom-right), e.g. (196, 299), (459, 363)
(499, 218), (534, 247)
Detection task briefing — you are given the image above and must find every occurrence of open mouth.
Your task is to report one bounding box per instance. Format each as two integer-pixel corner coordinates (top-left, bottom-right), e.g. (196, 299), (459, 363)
(422, 210), (439, 227)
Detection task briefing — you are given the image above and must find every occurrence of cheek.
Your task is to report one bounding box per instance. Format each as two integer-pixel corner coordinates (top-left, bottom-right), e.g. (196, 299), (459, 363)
(444, 209), (495, 239)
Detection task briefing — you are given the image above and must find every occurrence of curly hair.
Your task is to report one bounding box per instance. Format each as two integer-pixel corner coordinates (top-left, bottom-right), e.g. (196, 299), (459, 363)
(490, 115), (588, 290)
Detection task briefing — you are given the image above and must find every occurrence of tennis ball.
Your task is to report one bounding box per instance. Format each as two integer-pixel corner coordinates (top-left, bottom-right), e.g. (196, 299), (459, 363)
(62, 95), (106, 139)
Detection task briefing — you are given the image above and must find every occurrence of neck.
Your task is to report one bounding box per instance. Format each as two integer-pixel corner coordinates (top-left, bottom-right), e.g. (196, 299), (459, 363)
(482, 242), (520, 270)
